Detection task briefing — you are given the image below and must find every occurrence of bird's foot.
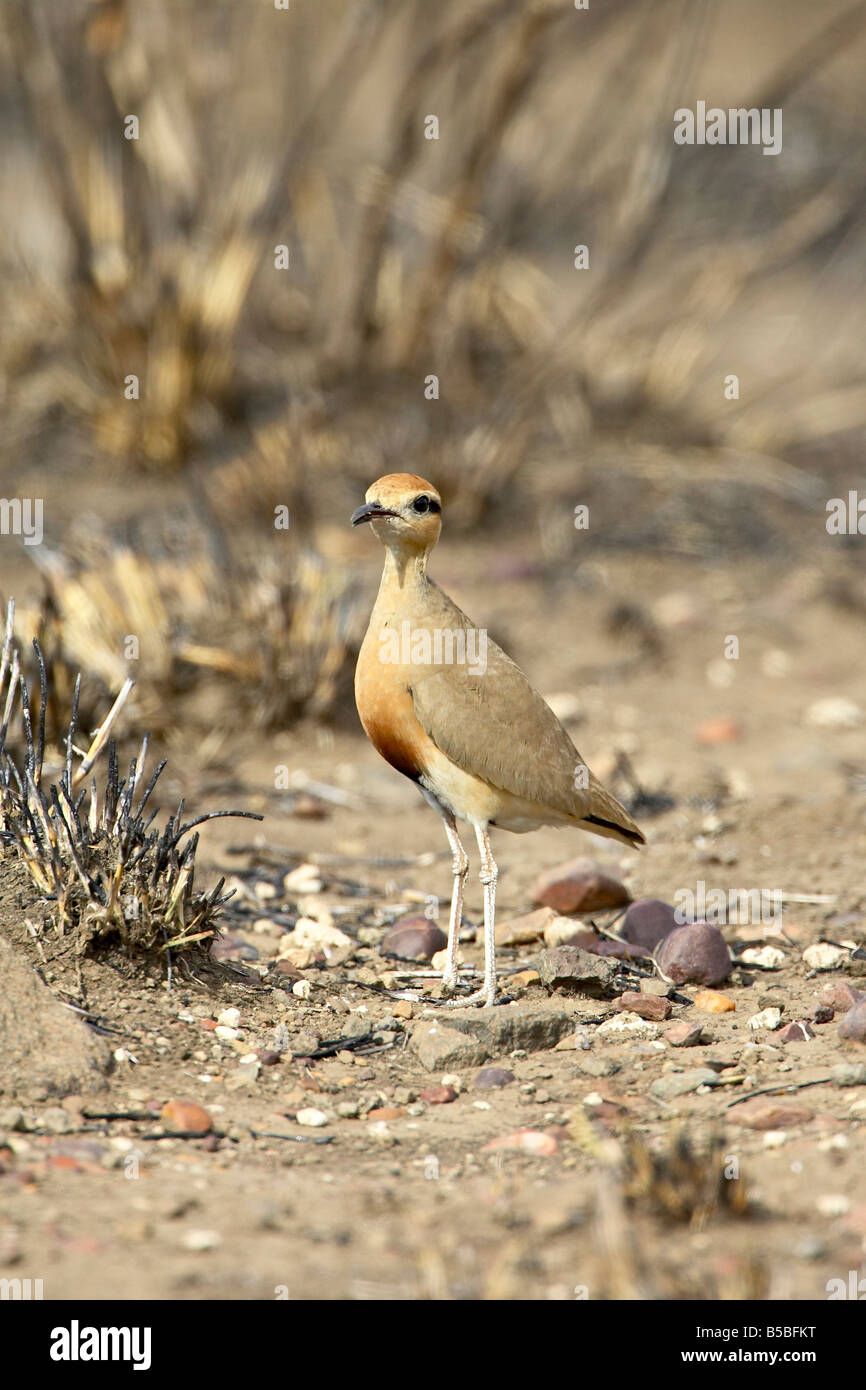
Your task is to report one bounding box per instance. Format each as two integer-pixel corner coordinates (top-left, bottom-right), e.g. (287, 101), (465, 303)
(445, 986), (495, 1009)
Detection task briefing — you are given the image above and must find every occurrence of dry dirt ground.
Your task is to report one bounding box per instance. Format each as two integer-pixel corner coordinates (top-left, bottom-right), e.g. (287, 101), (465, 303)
(1, 543), (866, 1301)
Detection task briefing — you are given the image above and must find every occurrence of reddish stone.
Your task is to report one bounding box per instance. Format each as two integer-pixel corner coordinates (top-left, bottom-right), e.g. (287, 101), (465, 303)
(777, 1020), (815, 1044)
(665, 1022), (703, 1047)
(616, 991), (671, 1021)
(839, 1002), (866, 1043)
(822, 982), (866, 1013)
(732, 1099), (812, 1130)
(367, 1107), (407, 1122)
(160, 1101), (213, 1134)
(418, 1086), (457, 1105)
(532, 857), (630, 915)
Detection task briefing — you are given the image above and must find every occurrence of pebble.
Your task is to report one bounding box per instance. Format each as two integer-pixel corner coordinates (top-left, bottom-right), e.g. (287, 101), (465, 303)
(655, 923), (731, 986)
(255, 1050), (281, 1067)
(216, 1008), (241, 1029)
(650, 1068), (719, 1100)
(296, 1108), (329, 1127)
(805, 697), (863, 729)
(482, 1129), (558, 1156)
(749, 1007), (783, 1032)
(664, 1022), (704, 1047)
(337, 1100), (360, 1118)
(381, 917), (447, 962)
(292, 918), (354, 960)
(740, 946), (786, 970)
(732, 1099), (812, 1129)
(822, 982), (865, 1011)
(616, 991), (671, 1021)
(536, 946), (616, 996)
(214, 1025), (240, 1041)
(693, 989), (735, 1013)
(830, 1063), (866, 1087)
(292, 981), (312, 1000)
(366, 1107), (407, 1122)
(473, 1068), (515, 1090)
(410, 1023), (488, 1072)
(160, 1102), (213, 1134)
(803, 943), (847, 972)
(544, 917), (590, 948)
(510, 969), (542, 990)
(532, 857), (630, 915)
(576, 1055), (620, 1077)
(495, 907), (556, 947)
(838, 1002), (866, 1043)
(283, 863), (325, 894)
(816, 1194), (850, 1218)
(596, 1011), (659, 1041)
(696, 717), (741, 745)
(418, 1086), (458, 1105)
(621, 898), (678, 951)
(182, 1229), (222, 1252)
(777, 1020), (815, 1044)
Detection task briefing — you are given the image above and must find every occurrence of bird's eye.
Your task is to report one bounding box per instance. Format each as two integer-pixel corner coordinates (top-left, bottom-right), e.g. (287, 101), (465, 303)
(412, 496), (430, 514)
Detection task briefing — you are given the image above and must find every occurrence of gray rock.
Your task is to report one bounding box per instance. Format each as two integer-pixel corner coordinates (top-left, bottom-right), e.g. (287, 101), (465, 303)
(0, 937), (111, 1099)
(409, 1022), (490, 1071)
(576, 1055), (620, 1078)
(650, 1067), (720, 1100)
(437, 1002), (577, 1056)
(830, 1063), (866, 1087)
(536, 946), (617, 997)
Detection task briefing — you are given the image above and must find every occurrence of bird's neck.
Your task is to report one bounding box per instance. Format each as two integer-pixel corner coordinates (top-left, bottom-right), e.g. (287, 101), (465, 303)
(380, 545), (430, 595)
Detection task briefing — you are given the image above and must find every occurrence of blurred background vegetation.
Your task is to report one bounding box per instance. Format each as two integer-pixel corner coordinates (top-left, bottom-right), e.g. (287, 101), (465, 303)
(1, 0), (865, 744)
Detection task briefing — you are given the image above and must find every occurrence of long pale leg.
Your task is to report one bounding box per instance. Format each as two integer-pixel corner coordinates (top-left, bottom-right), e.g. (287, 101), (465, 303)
(447, 822), (497, 1008)
(439, 810), (469, 991)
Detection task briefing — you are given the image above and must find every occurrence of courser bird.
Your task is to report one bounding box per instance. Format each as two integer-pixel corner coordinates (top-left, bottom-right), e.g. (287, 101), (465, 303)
(352, 474), (645, 1006)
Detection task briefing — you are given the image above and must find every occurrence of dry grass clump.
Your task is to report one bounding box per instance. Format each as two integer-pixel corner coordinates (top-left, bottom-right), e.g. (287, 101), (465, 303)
(14, 454), (364, 737)
(0, 602), (260, 960)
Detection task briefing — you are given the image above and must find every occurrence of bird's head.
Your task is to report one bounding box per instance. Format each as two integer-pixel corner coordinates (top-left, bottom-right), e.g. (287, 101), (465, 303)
(351, 474), (442, 554)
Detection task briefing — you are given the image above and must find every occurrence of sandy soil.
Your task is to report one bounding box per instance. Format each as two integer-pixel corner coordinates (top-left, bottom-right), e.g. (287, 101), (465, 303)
(1, 541), (865, 1301)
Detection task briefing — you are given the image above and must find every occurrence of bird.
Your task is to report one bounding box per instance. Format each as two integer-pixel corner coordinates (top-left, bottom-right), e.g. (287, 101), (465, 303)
(352, 473), (645, 1006)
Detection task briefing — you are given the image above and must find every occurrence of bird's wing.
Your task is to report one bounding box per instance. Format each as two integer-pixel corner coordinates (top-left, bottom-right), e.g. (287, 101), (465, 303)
(407, 583), (642, 840)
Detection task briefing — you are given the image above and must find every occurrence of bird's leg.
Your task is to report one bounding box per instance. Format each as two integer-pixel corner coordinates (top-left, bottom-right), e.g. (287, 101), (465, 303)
(447, 823), (497, 1008)
(439, 810), (469, 991)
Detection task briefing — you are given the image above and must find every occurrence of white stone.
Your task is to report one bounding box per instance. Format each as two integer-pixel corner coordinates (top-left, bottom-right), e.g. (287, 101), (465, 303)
(741, 945), (786, 969)
(216, 1007), (241, 1029)
(802, 943), (847, 971)
(596, 1011), (659, 1040)
(805, 697), (863, 729)
(296, 1108), (329, 1127)
(748, 1008), (783, 1032)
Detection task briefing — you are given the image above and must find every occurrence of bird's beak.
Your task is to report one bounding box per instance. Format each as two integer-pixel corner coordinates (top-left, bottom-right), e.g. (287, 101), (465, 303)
(351, 502), (398, 526)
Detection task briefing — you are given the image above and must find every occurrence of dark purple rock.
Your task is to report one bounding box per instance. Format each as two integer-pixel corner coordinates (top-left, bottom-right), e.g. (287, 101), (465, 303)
(622, 898), (679, 951)
(655, 922), (731, 987)
(381, 917), (447, 962)
(473, 1068), (516, 1090)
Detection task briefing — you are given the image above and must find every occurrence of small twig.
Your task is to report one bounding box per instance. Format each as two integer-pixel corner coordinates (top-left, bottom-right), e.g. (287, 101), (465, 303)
(726, 1076), (832, 1109)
